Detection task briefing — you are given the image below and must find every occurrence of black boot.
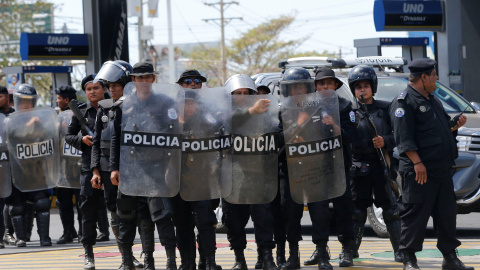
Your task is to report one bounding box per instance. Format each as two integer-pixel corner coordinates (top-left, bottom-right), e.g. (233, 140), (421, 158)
(143, 251), (155, 270)
(111, 214), (143, 269)
(403, 252), (420, 270)
(304, 245), (319, 266)
(24, 207), (34, 242)
(255, 247), (264, 269)
(261, 247), (278, 270)
(231, 249), (248, 270)
(338, 242), (354, 267)
(205, 253), (218, 270)
(352, 209), (367, 259)
(276, 242), (286, 268)
(442, 251), (474, 270)
(84, 244), (95, 270)
(178, 246), (196, 270)
(36, 212), (52, 246)
(280, 242), (300, 270)
(11, 215), (26, 247)
(57, 201), (76, 244)
(118, 245), (135, 270)
(166, 246), (178, 270)
(385, 219), (403, 263)
(317, 244), (332, 270)
(3, 232), (16, 246)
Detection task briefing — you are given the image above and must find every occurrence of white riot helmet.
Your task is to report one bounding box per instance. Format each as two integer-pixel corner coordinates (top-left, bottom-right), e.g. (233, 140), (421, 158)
(224, 74), (257, 94)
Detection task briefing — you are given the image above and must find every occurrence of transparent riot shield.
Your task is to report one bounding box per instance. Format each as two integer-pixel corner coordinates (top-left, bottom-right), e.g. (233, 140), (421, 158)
(280, 90), (345, 204)
(180, 88), (232, 201)
(0, 114), (12, 198)
(6, 108), (59, 192)
(57, 110), (81, 188)
(119, 83), (184, 197)
(224, 94), (280, 204)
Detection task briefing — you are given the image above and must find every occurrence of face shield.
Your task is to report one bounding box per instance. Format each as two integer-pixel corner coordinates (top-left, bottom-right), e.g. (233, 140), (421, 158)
(279, 80), (315, 97)
(14, 93), (38, 111)
(94, 61), (129, 84)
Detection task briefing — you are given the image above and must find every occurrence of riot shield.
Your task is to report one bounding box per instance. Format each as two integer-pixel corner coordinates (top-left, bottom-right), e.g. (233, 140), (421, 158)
(224, 94), (280, 204)
(119, 83), (184, 197)
(179, 88), (232, 201)
(280, 90), (345, 204)
(6, 108), (59, 192)
(0, 114), (12, 198)
(57, 110), (81, 188)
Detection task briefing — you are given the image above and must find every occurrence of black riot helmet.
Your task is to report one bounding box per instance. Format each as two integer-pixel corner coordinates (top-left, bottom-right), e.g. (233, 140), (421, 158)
(348, 65), (378, 95)
(279, 67), (314, 97)
(94, 60), (133, 85)
(13, 84), (38, 111)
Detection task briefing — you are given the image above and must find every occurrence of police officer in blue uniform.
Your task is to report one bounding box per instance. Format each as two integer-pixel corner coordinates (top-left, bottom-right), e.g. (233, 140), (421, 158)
(65, 75), (107, 270)
(109, 61), (178, 270)
(301, 68), (356, 269)
(55, 85), (82, 244)
(173, 69), (220, 270)
(0, 85), (14, 249)
(347, 65), (402, 263)
(90, 60), (144, 269)
(390, 58), (472, 270)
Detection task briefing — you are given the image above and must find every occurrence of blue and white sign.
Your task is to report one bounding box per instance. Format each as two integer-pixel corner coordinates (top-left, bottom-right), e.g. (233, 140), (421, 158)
(20, 33), (90, 60)
(374, 0), (444, 32)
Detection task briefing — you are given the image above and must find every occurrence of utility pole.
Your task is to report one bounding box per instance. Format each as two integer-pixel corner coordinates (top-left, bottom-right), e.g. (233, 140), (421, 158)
(203, 1), (241, 83)
(138, 1), (144, 62)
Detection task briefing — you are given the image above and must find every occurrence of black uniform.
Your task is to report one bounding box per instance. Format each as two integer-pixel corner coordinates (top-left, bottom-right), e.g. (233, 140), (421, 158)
(351, 99), (401, 257)
(56, 108), (82, 243)
(1, 107), (14, 246)
(174, 106), (220, 269)
(222, 107), (276, 259)
(110, 93), (177, 259)
(65, 102), (104, 246)
(390, 85), (460, 255)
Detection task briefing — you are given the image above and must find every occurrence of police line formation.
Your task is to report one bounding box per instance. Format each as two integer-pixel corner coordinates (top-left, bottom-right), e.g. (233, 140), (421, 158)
(0, 58), (474, 270)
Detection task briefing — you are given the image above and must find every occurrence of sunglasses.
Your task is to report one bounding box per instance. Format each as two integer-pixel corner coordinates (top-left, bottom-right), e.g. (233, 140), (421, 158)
(183, 78), (202, 85)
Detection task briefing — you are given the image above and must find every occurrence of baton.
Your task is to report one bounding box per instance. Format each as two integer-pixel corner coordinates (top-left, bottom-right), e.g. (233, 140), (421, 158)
(68, 99), (94, 137)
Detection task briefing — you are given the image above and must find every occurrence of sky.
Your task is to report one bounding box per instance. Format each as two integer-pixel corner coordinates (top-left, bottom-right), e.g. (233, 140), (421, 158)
(50, 0), (408, 65)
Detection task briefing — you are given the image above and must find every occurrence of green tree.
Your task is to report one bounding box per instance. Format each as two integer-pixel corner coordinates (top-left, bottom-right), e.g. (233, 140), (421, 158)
(186, 15), (335, 86)
(0, 0), (65, 104)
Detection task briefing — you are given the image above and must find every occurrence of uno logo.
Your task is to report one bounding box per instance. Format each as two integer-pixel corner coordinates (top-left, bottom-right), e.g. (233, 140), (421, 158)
(47, 36), (70, 45)
(403, 3), (424, 13)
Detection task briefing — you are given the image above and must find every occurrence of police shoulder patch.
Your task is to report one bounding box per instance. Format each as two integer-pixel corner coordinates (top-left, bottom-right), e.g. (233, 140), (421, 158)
(168, 108), (178, 119)
(397, 91), (408, 100)
(349, 111), (356, 122)
(395, 108), (405, 118)
(101, 115), (109, 123)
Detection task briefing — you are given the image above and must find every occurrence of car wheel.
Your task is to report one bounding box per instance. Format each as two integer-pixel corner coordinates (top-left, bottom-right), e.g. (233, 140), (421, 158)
(367, 205), (389, 238)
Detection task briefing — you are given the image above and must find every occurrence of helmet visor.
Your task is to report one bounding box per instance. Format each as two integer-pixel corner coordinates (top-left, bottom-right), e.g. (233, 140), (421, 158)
(14, 94), (38, 111)
(94, 61), (128, 84)
(279, 80), (315, 97)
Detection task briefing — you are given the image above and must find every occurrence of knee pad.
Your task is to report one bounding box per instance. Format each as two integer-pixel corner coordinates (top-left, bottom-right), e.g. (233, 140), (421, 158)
(382, 206), (400, 223)
(35, 198), (51, 212)
(10, 204), (26, 216)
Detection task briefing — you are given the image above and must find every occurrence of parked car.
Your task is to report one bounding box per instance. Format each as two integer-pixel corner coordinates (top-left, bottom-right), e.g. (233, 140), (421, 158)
(250, 56), (480, 237)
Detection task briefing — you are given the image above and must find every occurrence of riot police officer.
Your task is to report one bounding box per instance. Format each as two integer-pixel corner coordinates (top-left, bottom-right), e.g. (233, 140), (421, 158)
(305, 68), (356, 269)
(65, 75), (106, 269)
(223, 74), (277, 270)
(109, 61), (178, 270)
(347, 65), (402, 263)
(173, 69), (220, 270)
(6, 84), (54, 248)
(0, 85), (14, 248)
(90, 60), (144, 269)
(390, 58), (472, 270)
(55, 85), (82, 244)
